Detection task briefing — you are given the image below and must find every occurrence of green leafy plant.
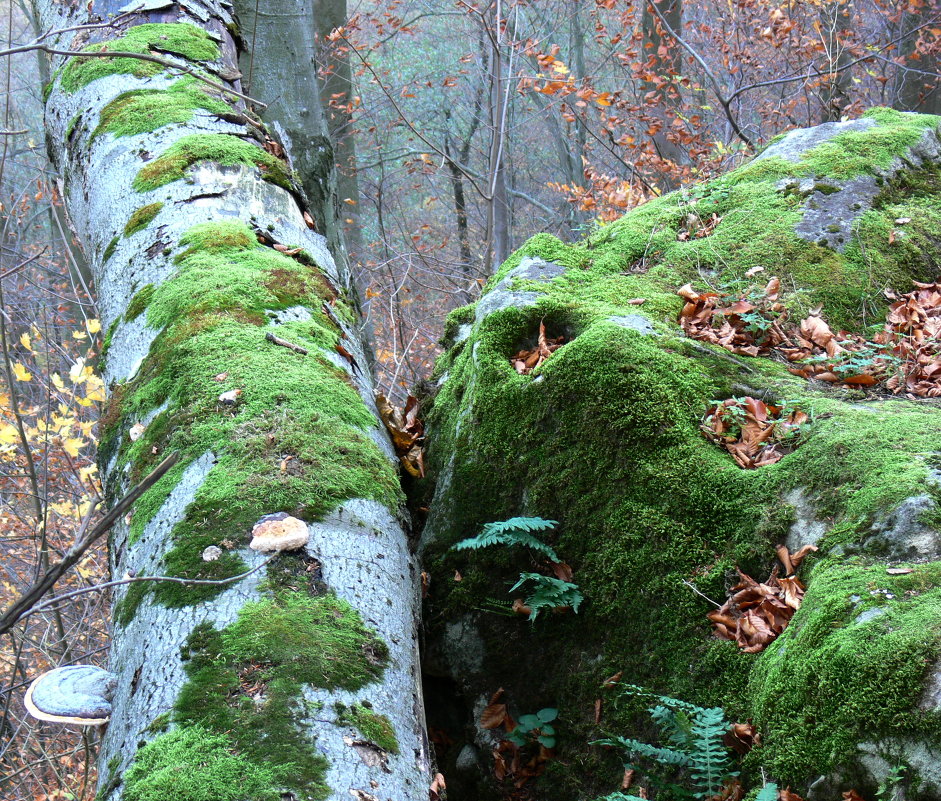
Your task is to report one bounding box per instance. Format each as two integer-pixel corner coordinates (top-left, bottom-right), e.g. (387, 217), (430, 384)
(756, 784), (779, 801)
(593, 685), (736, 800)
(508, 707), (559, 748)
(510, 573), (583, 620)
(453, 516), (560, 562)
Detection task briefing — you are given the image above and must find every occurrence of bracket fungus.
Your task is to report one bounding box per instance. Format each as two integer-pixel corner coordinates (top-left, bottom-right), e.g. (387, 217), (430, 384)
(24, 665), (117, 725)
(249, 511), (310, 552)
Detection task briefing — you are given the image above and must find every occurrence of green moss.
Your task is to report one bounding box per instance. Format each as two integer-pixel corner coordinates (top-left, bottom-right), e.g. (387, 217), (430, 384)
(106, 221), (400, 609)
(169, 592), (387, 799)
(336, 702), (399, 753)
(93, 78), (231, 142)
(125, 284), (157, 322)
(798, 108), (938, 178)
(103, 236), (119, 263)
(60, 23), (219, 94)
(221, 592), (388, 690)
(133, 134), (292, 193)
(124, 204), (163, 237)
(100, 318), (119, 363)
(113, 579), (147, 627)
(747, 559), (941, 783)
(421, 108), (941, 799)
(123, 725), (280, 801)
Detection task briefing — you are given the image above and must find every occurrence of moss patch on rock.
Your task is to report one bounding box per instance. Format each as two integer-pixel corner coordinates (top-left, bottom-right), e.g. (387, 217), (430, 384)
(133, 133), (292, 193)
(421, 110), (941, 798)
(747, 559), (941, 785)
(124, 205), (163, 238)
(161, 592), (388, 800)
(59, 23), (219, 94)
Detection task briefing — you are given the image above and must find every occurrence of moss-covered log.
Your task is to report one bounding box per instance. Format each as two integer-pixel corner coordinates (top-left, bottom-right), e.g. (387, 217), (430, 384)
(421, 110), (941, 800)
(37, 1), (429, 799)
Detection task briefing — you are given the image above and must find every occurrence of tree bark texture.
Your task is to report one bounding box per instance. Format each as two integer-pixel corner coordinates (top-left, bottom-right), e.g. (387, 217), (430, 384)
(37, 2), (429, 799)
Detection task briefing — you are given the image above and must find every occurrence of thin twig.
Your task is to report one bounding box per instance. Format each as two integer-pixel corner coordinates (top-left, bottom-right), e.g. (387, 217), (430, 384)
(0, 453), (180, 636)
(31, 556), (276, 617)
(681, 578), (721, 608)
(265, 331), (308, 354)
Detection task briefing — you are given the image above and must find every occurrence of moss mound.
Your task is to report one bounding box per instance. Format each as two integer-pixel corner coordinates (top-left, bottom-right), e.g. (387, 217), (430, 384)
(421, 110), (941, 799)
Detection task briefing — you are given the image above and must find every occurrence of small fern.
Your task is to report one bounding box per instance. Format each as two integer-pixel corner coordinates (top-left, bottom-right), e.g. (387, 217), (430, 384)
(510, 573), (583, 620)
(593, 685), (737, 800)
(452, 517), (560, 562)
(756, 784), (778, 801)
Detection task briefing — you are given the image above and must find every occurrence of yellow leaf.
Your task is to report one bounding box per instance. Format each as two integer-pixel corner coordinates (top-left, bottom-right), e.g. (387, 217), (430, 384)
(62, 437), (82, 457)
(12, 362), (31, 382)
(69, 358), (93, 385)
(86, 319), (101, 334)
(72, 331), (88, 340)
(52, 373), (65, 391)
(19, 332), (31, 351)
(0, 423), (19, 445)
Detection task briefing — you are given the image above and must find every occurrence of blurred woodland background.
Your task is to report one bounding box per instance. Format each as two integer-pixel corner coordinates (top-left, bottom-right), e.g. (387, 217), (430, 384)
(0, 0), (938, 797)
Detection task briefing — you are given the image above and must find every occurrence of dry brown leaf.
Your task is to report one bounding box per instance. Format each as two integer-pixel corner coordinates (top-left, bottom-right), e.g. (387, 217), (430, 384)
(887, 567), (914, 575)
(602, 670), (623, 688)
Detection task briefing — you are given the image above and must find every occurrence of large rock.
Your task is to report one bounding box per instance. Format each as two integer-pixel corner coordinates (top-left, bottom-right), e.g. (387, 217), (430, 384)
(420, 109), (941, 800)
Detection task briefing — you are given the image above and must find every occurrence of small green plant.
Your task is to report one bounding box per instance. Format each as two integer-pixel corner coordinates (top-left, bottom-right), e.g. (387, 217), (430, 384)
(876, 764), (906, 801)
(453, 516), (560, 562)
(510, 573), (583, 620)
(593, 685), (737, 800)
(507, 707), (558, 748)
(755, 784), (779, 801)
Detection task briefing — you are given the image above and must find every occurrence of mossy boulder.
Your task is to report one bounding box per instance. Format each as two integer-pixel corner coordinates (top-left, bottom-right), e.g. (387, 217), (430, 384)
(420, 109), (941, 800)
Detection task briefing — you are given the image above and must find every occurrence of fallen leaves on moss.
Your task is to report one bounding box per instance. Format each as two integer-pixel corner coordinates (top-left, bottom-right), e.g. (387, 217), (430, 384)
(708, 545), (816, 653)
(680, 277), (941, 397)
(701, 397), (808, 469)
(511, 321), (565, 374)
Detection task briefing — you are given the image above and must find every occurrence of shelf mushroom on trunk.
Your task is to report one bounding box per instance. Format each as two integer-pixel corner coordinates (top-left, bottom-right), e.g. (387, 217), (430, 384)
(24, 666), (117, 726)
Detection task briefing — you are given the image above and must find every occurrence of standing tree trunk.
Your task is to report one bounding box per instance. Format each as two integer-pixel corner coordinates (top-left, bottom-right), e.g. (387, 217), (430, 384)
(36, 1), (429, 799)
(641, 0), (684, 185)
(485, 2), (512, 275)
(892, 2), (941, 116)
(313, 0), (364, 257)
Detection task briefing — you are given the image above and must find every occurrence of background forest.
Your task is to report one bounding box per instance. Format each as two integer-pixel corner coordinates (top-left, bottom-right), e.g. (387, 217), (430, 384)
(0, 0), (938, 798)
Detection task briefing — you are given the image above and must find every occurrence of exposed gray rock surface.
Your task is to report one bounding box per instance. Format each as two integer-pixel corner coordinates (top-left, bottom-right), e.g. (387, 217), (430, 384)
(474, 257), (565, 324)
(759, 117), (941, 251)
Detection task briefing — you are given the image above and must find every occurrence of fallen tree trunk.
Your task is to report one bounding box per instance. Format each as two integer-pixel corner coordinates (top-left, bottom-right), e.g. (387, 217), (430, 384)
(36, 1), (429, 798)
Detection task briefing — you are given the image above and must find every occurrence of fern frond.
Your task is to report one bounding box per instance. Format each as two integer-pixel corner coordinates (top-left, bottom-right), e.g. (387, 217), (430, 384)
(484, 516), (558, 534)
(452, 517), (560, 561)
(756, 784), (778, 801)
(593, 736), (692, 768)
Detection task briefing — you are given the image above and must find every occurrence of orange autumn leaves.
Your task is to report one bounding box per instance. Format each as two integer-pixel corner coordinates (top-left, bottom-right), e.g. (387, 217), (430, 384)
(708, 544), (817, 653)
(512, 321), (566, 375)
(376, 393), (425, 477)
(702, 397), (808, 469)
(680, 277), (941, 397)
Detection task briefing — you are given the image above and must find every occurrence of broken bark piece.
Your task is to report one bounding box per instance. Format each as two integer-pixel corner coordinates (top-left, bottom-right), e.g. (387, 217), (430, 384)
(249, 511), (309, 552)
(265, 331), (308, 355)
(24, 665), (117, 725)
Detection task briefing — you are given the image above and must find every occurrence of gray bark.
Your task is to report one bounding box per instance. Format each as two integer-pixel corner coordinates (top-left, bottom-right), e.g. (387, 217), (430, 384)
(37, 1), (429, 798)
